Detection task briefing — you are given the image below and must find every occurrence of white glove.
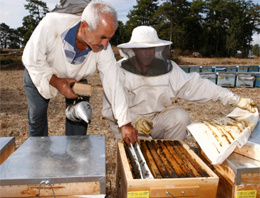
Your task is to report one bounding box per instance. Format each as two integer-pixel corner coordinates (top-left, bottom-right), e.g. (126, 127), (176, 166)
(235, 98), (257, 113)
(132, 117), (153, 135)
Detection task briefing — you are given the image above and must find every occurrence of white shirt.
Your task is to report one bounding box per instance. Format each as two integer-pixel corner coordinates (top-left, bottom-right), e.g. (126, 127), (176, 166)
(22, 12), (131, 127)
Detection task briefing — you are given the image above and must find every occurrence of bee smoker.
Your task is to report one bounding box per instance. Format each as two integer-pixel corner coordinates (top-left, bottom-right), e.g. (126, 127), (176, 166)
(65, 82), (93, 124)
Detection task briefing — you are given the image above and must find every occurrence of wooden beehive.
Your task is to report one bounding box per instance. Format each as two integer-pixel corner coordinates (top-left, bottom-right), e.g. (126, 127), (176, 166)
(117, 139), (219, 198)
(200, 151), (260, 198)
(199, 121), (260, 198)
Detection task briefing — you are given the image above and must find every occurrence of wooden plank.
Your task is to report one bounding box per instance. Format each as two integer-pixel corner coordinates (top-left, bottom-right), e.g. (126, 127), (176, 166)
(164, 141), (193, 177)
(146, 141), (171, 178)
(0, 138), (15, 165)
(173, 141), (209, 177)
(72, 82), (92, 96)
(0, 182), (100, 197)
(234, 144), (260, 161)
(150, 186), (199, 197)
(157, 140), (186, 177)
(152, 140), (179, 178)
(170, 141), (201, 177)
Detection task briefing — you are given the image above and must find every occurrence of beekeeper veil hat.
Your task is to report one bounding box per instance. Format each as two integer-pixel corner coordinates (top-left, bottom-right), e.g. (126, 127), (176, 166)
(118, 26), (172, 58)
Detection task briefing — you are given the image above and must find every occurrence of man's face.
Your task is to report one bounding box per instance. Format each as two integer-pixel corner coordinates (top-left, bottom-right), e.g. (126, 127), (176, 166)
(77, 15), (117, 52)
(133, 48), (156, 67)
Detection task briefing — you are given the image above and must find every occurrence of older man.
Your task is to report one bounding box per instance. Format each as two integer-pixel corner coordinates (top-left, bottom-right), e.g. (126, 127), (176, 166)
(102, 26), (257, 146)
(23, 1), (133, 136)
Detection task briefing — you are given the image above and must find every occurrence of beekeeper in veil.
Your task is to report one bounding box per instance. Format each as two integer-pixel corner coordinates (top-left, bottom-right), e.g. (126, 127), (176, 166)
(102, 25), (257, 143)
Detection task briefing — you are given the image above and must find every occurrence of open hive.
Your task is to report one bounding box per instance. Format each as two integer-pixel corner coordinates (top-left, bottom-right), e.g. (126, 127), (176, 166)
(126, 140), (210, 179)
(117, 139), (219, 198)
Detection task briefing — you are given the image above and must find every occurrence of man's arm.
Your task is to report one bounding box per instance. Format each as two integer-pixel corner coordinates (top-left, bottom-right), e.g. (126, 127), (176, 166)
(49, 74), (78, 99)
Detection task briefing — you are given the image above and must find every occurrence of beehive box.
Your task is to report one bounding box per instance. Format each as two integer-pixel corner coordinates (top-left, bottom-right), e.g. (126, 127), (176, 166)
(200, 121), (260, 198)
(181, 65), (190, 73)
(190, 66), (201, 73)
(0, 135), (106, 197)
(226, 66), (238, 73)
(248, 65), (259, 72)
(117, 139), (219, 198)
(215, 66), (227, 72)
(217, 73), (236, 87)
(201, 66), (213, 73)
(255, 73), (260, 87)
(200, 72), (217, 84)
(237, 65), (249, 73)
(0, 137), (15, 165)
(236, 73), (255, 87)
(200, 152), (260, 198)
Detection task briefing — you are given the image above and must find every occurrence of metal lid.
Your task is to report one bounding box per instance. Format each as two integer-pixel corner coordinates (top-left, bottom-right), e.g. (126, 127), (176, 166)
(0, 135), (106, 187)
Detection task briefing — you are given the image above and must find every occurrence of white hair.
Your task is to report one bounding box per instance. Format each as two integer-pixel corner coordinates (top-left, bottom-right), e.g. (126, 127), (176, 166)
(81, 1), (118, 31)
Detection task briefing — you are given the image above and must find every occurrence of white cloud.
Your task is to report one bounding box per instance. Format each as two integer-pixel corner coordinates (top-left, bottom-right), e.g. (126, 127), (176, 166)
(252, 34), (260, 45)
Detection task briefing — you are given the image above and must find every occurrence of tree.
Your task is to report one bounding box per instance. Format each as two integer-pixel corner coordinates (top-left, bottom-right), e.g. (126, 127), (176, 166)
(110, 21), (128, 46)
(0, 23), (20, 49)
(252, 44), (260, 57)
(20, 0), (49, 46)
(125, 0), (159, 40)
(0, 23), (10, 49)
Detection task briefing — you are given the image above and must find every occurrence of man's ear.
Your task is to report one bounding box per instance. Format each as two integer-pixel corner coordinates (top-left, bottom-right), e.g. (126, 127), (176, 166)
(81, 21), (89, 31)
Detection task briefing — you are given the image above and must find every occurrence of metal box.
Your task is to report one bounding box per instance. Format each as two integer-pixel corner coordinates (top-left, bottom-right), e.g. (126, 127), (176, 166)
(116, 140), (219, 198)
(248, 65), (259, 72)
(226, 65), (237, 73)
(0, 137), (15, 165)
(215, 66), (227, 72)
(255, 73), (260, 87)
(200, 72), (217, 84)
(180, 65), (190, 73)
(217, 73), (236, 87)
(190, 66), (201, 73)
(237, 65), (249, 73)
(201, 66), (213, 73)
(236, 73), (255, 87)
(0, 135), (106, 197)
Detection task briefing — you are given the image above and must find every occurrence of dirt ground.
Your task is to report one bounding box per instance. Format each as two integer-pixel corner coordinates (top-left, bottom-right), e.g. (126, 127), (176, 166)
(0, 56), (259, 197)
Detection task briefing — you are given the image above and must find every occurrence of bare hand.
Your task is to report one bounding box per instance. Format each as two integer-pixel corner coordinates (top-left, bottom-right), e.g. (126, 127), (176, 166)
(121, 123), (138, 146)
(49, 75), (78, 99)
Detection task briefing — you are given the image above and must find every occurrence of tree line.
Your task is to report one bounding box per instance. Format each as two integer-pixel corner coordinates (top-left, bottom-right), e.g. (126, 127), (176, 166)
(0, 0), (259, 58)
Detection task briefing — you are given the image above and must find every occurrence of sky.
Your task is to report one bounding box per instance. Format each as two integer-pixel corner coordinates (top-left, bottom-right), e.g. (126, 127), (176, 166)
(0, 0), (259, 45)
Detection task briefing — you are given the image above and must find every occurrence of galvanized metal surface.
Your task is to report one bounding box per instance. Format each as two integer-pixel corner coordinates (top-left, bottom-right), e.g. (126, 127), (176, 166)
(0, 135), (106, 190)
(225, 152), (260, 185)
(248, 119), (260, 145)
(0, 137), (14, 156)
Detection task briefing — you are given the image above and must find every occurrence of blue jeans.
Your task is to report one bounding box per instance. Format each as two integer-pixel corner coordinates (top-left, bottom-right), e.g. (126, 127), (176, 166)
(23, 69), (88, 136)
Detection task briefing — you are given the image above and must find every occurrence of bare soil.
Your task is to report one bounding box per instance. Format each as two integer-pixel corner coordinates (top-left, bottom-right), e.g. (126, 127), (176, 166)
(0, 56), (259, 197)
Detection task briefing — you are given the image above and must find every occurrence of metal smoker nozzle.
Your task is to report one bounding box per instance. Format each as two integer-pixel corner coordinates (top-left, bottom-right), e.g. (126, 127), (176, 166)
(66, 101), (93, 123)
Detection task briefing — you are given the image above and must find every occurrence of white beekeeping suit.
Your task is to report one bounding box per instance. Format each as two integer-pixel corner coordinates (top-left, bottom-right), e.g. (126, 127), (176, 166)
(102, 26), (253, 141)
(52, 0), (91, 15)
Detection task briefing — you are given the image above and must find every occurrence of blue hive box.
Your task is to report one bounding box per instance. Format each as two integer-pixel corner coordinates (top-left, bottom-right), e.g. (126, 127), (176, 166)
(248, 65), (259, 72)
(255, 73), (260, 87)
(237, 65), (249, 73)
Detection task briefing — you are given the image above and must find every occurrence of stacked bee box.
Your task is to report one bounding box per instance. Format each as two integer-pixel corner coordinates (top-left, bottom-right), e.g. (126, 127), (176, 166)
(199, 119), (260, 198)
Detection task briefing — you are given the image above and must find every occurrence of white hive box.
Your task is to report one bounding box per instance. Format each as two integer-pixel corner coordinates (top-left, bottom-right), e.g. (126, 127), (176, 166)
(236, 73), (255, 87)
